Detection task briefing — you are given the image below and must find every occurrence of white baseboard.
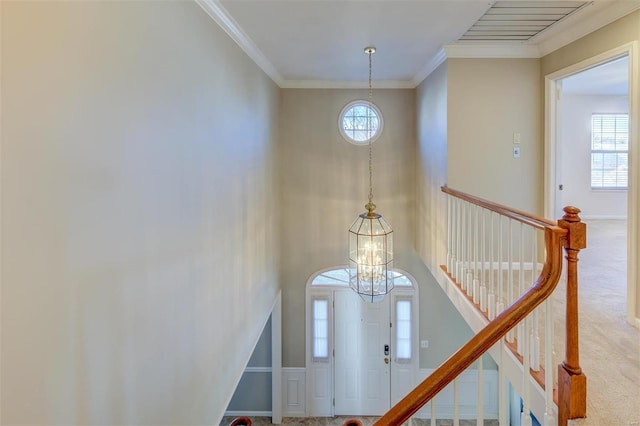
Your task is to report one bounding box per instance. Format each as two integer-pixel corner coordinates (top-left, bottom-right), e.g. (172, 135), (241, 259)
(582, 215), (627, 220)
(298, 365), (498, 420)
(224, 410), (272, 417)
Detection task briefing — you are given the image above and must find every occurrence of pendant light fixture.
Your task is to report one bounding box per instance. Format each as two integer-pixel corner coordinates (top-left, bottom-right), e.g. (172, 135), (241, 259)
(348, 46), (394, 303)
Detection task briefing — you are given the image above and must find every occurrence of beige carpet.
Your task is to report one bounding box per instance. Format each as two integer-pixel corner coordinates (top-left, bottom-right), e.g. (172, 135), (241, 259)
(565, 220), (640, 425)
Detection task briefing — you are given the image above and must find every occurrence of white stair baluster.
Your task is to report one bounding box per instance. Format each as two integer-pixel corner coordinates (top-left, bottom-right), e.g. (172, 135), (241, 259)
(447, 196), (452, 273)
(488, 212), (496, 320)
(521, 316), (533, 426)
(467, 204), (473, 296)
(477, 357), (484, 426)
(544, 297), (556, 426)
(473, 205), (480, 304)
(480, 208), (487, 312)
(507, 219), (514, 342)
(457, 198), (463, 281)
(431, 397), (436, 426)
(453, 378), (459, 426)
(499, 339), (507, 426)
(497, 216), (505, 315)
(531, 227), (541, 371)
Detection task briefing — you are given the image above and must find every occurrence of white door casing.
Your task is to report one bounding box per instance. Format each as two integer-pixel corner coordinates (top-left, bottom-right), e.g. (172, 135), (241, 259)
(544, 41), (639, 326)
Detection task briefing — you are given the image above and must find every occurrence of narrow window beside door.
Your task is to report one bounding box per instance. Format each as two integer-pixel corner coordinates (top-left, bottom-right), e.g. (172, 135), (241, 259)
(395, 298), (412, 361)
(312, 297), (329, 360)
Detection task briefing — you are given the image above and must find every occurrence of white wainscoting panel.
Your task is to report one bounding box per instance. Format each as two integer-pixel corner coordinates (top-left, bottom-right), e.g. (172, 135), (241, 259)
(309, 362), (332, 416)
(414, 368), (499, 420)
(282, 368), (306, 417)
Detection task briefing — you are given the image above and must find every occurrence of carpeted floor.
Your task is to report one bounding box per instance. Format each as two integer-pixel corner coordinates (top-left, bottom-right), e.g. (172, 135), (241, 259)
(565, 219), (640, 425)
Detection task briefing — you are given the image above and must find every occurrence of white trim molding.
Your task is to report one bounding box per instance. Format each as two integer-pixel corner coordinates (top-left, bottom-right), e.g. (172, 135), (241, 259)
(535, 1), (640, 56)
(280, 79), (415, 90)
(412, 48), (448, 87)
(444, 43), (541, 59)
(195, 0), (284, 86)
(225, 410), (272, 418)
(197, 0), (640, 89)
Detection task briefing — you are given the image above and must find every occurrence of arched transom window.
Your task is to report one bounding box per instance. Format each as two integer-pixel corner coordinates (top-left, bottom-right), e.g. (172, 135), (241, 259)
(311, 267), (413, 287)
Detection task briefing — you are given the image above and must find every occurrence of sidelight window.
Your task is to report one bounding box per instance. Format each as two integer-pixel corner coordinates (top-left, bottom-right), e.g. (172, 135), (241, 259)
(312, 297), (329, 360)
(395, 298), (412, 361)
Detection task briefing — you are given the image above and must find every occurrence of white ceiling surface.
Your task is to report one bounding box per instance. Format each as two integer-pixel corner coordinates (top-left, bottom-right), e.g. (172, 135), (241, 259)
(562, 56), (629, 95)
(207, 0), (640, 88)
(218, 1), (491, 84)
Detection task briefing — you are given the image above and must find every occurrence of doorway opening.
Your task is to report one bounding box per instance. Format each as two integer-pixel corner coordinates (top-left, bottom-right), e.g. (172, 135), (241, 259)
(544, 42), (638, 326)
(305, 267), (418, 417)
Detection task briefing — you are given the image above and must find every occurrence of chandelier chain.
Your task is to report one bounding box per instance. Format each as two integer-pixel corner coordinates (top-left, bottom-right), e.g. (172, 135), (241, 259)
(368, 48), (373, 207)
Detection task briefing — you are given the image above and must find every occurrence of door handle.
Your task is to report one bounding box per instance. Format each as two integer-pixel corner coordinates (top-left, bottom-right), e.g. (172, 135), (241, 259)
(384, 357), (389, 364)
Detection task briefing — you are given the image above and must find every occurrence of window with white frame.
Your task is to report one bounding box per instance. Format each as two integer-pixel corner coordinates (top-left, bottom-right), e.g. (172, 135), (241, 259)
(339, 100), (383, 145)
(591, 113), (629, 189)
(395, 298), (412, 361)
(312, 297), (329, 361)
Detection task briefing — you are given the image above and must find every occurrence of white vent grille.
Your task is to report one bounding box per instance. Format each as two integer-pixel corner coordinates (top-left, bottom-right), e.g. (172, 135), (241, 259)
(460, 1), (590, 41)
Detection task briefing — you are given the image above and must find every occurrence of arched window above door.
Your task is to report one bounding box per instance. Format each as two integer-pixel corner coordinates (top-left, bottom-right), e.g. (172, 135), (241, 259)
(310, 267), (413, 287)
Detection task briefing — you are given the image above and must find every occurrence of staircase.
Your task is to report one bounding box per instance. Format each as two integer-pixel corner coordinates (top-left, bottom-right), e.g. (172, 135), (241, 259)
(356, 187), (588, 426)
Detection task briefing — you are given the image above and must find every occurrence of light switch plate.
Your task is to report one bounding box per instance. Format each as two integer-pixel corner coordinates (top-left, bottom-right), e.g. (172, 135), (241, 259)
(513, 147), (521, 158)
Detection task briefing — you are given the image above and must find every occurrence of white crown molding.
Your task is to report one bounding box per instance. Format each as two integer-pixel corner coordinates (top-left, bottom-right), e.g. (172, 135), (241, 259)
(280, 79), (415, 89)
(195, 0), (284, 87)
(444, 43), (541, 59)
(412, 48), (447, 87)
(197, 0), (639, 90)
(535, 0), (640, 57)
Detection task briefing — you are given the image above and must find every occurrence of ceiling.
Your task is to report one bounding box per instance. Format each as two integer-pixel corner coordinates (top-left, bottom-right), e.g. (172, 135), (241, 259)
(200, 0), (640, 88)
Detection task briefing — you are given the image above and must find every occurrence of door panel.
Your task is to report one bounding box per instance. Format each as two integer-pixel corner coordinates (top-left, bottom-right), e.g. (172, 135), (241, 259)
(334, 290), (390, 415)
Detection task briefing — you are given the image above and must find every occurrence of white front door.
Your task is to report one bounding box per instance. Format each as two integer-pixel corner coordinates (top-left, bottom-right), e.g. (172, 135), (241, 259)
(334, 290), (390, 415)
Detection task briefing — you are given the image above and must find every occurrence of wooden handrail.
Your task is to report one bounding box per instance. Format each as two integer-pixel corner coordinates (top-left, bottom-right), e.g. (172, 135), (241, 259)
(374, 217), (567, 425)
(442, 186), (556, 229)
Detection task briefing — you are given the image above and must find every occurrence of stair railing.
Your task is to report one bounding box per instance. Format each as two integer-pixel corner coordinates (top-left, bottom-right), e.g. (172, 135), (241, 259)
(369, 187), (586, 426)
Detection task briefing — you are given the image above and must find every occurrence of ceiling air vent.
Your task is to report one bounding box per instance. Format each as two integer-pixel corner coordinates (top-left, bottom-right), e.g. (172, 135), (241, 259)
(460, 1), (590, 42)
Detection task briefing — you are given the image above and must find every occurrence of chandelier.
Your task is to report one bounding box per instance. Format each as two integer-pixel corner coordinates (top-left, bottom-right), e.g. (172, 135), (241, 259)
(348, 47), (394, 303)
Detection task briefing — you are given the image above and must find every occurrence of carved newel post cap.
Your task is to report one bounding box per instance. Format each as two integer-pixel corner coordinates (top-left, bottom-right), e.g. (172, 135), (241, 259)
(559, 206), (586, 250)
(563, 206), (582, 223)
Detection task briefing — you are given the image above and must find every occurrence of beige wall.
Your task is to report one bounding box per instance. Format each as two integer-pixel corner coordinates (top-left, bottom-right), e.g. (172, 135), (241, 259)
(415, 62), (493, 369)
(541, 11), (640, 76)
(278, 89), (416, 367)
(278, 88), (478, 369)
(1, 2), (279, 424)
(447, 58), (543, 214)
(541, 11), (640, 321)
(416, 62), (449, 273)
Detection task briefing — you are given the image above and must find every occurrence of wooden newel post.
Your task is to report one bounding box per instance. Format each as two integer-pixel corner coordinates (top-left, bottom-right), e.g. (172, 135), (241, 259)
(557, 206), (587, 425)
